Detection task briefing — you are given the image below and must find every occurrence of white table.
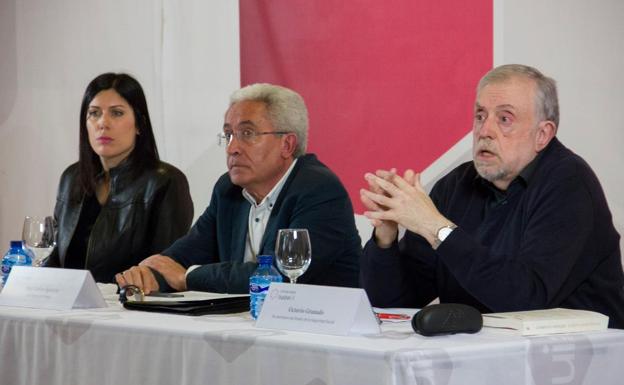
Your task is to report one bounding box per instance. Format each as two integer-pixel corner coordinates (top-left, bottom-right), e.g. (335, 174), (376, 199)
(0, 293), (623, 385)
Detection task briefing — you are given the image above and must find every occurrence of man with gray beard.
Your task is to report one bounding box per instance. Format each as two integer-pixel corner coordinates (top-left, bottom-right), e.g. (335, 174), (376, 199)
(359, 64), (624, 328)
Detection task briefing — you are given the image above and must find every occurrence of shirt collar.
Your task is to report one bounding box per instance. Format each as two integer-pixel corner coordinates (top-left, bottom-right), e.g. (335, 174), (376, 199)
(517, 150), (542, 185)
(242, 158), (298, 208)
(475, 150), (544, 201)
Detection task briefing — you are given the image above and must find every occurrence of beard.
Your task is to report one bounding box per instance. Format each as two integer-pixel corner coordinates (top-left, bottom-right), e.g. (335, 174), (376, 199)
(473, 138), (510, 183)
(474, 160), (510, 183)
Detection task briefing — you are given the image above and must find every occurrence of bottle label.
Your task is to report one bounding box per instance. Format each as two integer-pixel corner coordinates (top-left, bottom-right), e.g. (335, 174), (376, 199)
(250, 282), (271, 294)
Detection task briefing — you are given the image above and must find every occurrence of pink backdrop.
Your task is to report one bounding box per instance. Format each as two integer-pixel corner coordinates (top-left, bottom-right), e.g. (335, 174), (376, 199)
(240, 0), (492, 212)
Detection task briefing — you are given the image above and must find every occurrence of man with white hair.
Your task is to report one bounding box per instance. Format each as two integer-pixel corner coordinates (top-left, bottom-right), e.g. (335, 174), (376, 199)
(117, 83), (361, 293)
(360, 64), (624, 328)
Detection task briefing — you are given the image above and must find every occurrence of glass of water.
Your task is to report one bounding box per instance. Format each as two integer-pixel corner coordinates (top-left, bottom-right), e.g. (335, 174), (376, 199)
(274, 229), (311, 284)
(22, 216), (56, 266)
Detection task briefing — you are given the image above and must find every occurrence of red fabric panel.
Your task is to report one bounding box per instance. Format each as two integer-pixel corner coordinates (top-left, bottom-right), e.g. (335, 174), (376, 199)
(240, 0), (492, 213)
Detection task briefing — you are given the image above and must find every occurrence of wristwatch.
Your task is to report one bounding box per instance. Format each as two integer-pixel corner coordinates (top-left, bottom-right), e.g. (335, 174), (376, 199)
(433, 224), (457, 249)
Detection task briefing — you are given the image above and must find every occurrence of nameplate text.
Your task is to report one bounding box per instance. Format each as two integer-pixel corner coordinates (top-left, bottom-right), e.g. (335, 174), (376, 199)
(0, 266), (106, 310)
(255, 283), (380, 335)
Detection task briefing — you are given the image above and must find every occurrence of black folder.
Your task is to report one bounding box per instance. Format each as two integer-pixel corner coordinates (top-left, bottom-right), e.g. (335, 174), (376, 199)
(123, 295), (250, 316)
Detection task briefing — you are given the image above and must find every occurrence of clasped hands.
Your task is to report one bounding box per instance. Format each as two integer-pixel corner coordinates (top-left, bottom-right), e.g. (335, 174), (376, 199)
(360, 168), (454, 248)
(115, 254), (187, 295)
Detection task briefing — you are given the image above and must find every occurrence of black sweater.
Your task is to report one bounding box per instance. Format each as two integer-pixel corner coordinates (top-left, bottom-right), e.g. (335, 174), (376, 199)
(361, 138), (624, 328)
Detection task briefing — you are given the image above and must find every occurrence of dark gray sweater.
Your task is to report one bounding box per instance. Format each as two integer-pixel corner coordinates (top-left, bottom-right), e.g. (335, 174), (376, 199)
(361, 138), (624, 328)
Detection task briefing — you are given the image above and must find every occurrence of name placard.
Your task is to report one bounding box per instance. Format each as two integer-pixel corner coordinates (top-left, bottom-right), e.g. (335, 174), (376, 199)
(0, 266), (106, 310)
(255, 283), (380, 336)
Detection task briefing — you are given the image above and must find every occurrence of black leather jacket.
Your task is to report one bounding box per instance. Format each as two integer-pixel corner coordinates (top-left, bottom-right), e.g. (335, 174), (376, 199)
(45, 160), (194, 283)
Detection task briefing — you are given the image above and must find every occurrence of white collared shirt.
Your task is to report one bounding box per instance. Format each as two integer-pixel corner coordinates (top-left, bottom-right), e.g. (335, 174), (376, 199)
(185, 158), (298, 277)
(242, 158), (298, 262)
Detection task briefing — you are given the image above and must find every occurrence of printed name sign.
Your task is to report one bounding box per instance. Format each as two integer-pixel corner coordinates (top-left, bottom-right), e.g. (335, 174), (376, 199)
(0, 266), (106, 310)
(255, 283), (380, 336)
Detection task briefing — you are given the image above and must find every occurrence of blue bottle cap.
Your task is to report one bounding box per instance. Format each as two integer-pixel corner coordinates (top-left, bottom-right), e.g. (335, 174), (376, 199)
(10, 240), (23, 248)
(257, 255), (273, 264)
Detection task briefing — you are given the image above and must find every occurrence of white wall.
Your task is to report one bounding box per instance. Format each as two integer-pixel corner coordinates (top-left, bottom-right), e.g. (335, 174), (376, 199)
(498, 0), (624, 254)
(0, 0), (238, 246)
(1, 0), (622, 256)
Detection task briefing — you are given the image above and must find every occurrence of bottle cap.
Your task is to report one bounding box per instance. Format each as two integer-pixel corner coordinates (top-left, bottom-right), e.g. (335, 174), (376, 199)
(257, 255), (273, 264)
(10, 240), (23, 248)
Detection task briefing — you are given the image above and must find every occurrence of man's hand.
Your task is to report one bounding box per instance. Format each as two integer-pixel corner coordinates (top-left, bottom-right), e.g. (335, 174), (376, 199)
(115, 265), (160, 295)
(360, 169), (454, 247)
(360, 168), (400, 247)
(140, 254), (188, 292)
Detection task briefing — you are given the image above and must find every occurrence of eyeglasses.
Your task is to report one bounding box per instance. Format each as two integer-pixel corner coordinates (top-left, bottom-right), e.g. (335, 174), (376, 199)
(217, 129), (290, 147)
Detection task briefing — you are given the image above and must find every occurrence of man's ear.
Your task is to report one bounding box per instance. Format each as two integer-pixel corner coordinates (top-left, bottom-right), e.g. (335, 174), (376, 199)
(535, 120), (557, 152)
(281, 133), (298, 158)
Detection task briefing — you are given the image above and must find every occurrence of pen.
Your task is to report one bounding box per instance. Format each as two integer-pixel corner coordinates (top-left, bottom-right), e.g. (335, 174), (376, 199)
(375, 312), (412, 321)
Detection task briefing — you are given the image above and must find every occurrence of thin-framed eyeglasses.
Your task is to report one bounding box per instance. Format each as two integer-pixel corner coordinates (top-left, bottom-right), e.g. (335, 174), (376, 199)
(217, 129), (291, 147)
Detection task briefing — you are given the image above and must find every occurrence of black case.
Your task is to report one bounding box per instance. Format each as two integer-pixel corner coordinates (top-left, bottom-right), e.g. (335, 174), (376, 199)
(412, 303), (483, 336)
(123, 295), (250, 316)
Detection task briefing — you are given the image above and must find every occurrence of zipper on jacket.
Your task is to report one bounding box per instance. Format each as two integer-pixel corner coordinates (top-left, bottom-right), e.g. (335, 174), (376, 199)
(85, 176), (112, 270)
(83, 207), (103, 270)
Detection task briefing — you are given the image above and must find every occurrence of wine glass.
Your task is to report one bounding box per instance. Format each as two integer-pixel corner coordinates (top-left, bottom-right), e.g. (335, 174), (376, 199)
(22, 216), (56, 267)
(274, 229), (311, 284)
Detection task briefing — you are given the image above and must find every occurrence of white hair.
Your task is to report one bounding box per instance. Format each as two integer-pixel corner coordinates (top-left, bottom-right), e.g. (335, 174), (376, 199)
(229, 83), (309, 157)
(478, 64), (559, 127)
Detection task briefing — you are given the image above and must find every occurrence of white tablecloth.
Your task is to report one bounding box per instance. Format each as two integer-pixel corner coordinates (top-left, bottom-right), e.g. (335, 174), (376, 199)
(0, 293), (622, 385)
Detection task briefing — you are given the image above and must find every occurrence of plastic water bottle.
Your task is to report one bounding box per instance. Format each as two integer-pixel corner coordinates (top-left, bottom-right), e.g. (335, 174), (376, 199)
(249, 255), (282, 320)
(1, 240), (33, 288)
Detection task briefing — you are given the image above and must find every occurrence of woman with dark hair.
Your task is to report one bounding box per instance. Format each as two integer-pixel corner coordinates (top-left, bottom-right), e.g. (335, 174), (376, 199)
(44, 73), (193, 283)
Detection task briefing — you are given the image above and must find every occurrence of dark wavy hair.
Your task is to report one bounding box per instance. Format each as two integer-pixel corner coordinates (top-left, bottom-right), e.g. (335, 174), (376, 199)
(78, 73), (160, 195)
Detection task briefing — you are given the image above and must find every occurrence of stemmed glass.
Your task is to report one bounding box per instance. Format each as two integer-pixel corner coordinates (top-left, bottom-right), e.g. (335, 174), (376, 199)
(274, 229), (311, 284)
(22, 216), (56, 267)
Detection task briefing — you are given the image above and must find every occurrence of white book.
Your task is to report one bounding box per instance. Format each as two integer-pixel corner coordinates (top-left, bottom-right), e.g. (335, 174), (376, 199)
(482, 308), (609, 336)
